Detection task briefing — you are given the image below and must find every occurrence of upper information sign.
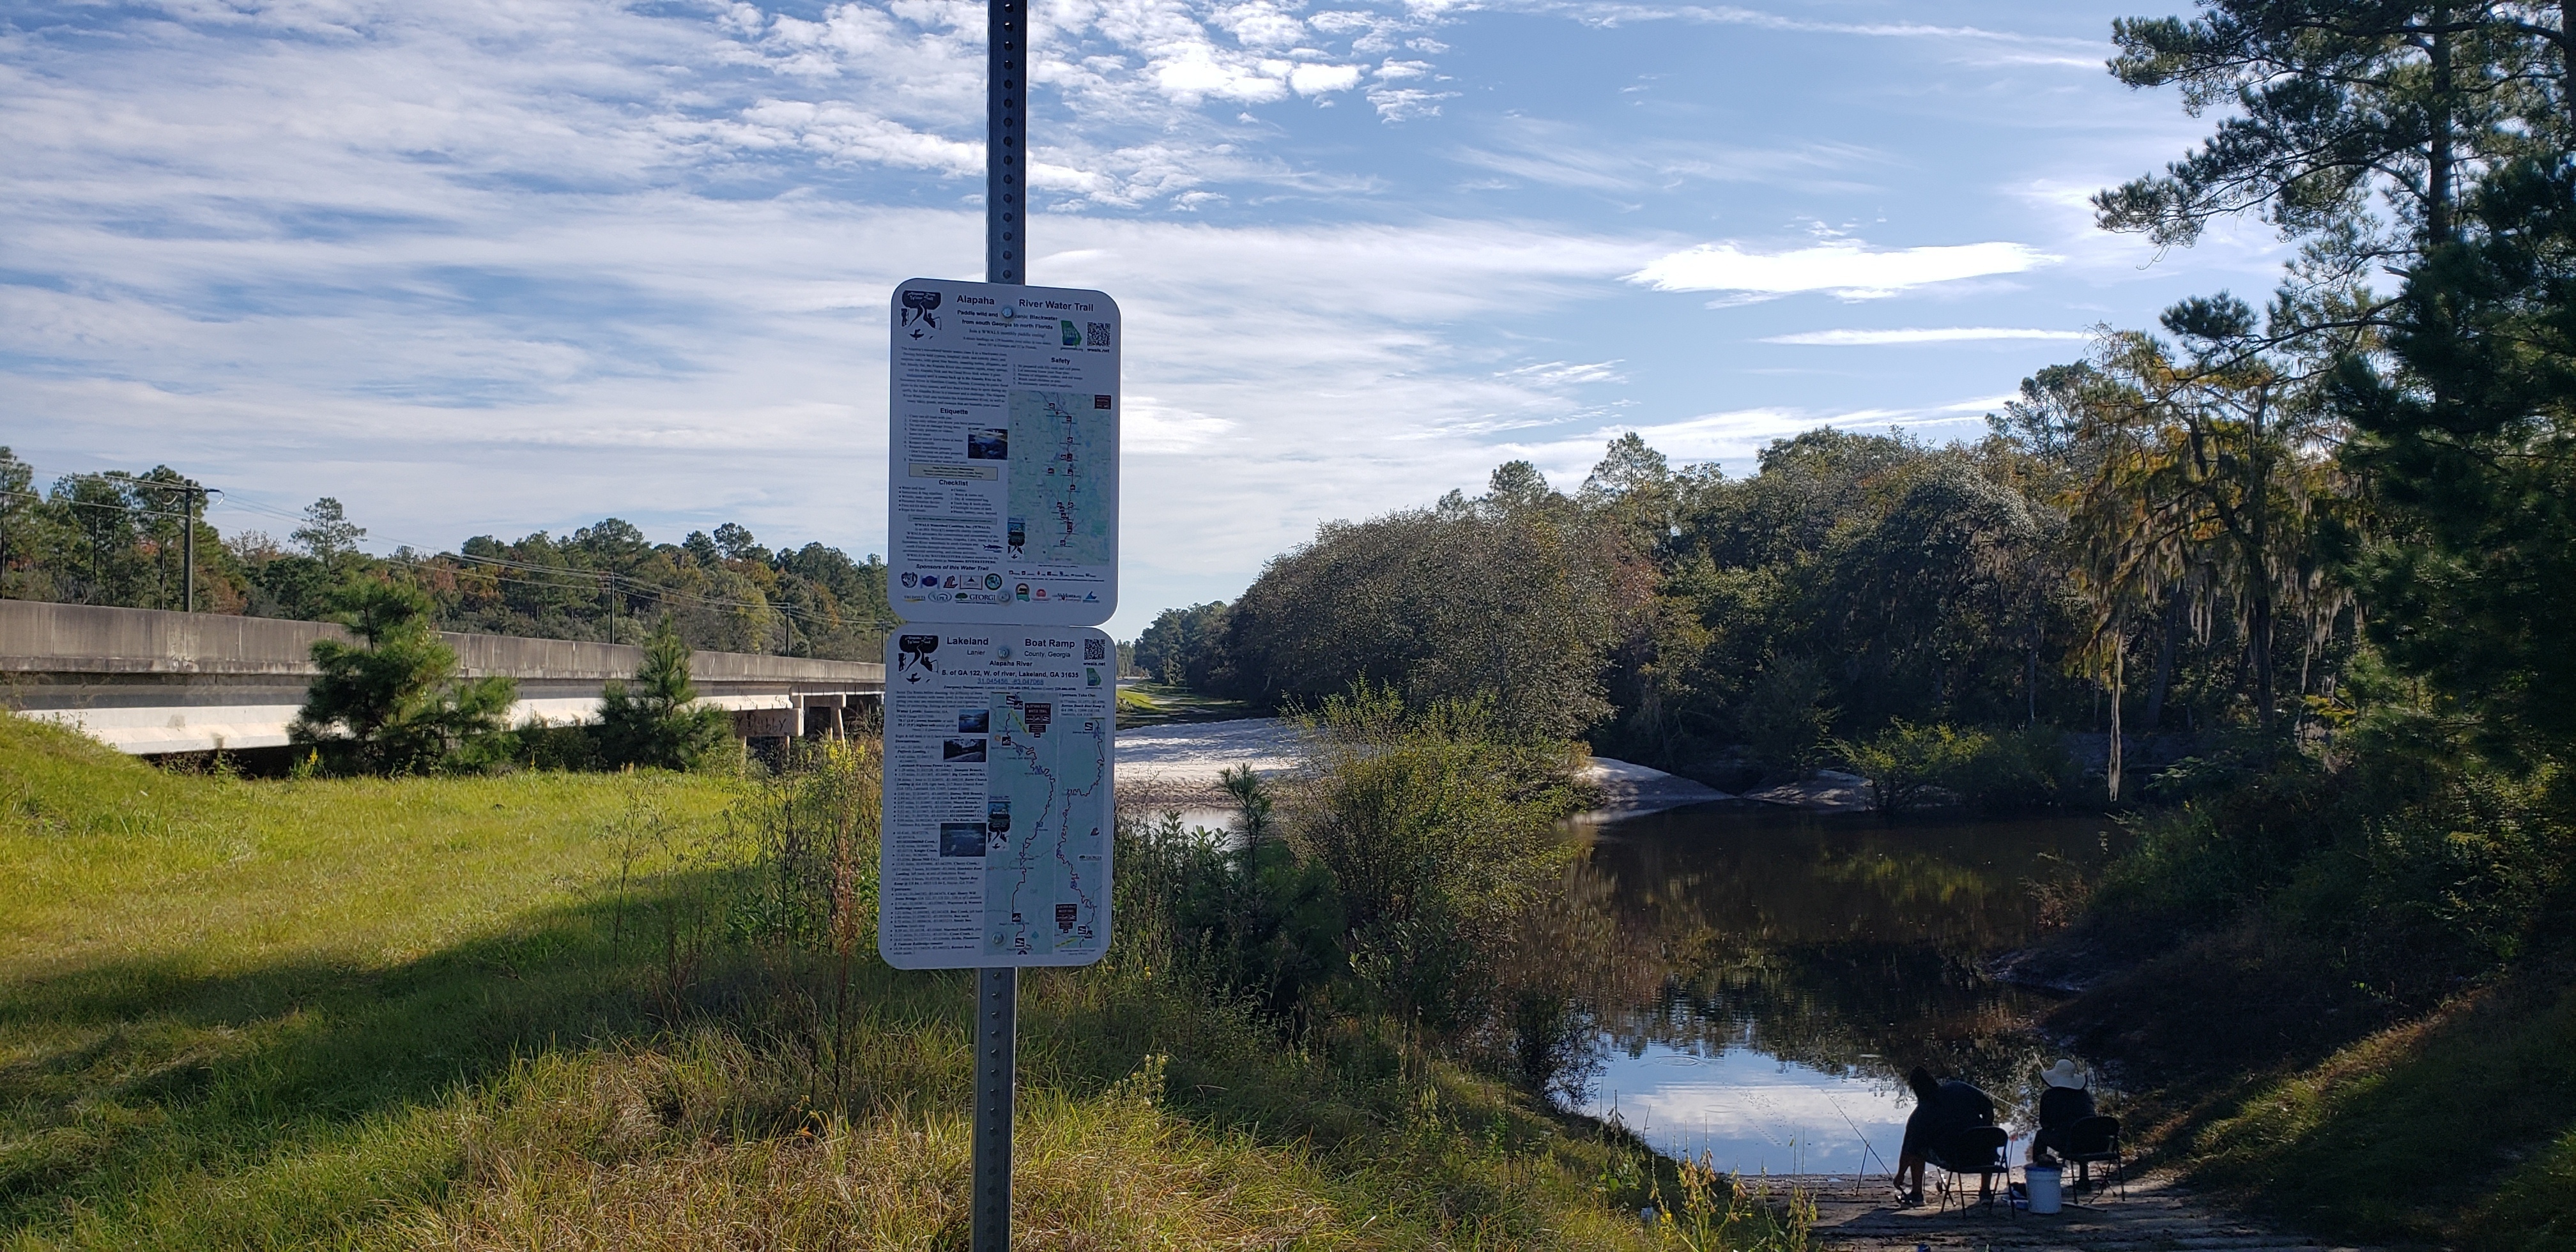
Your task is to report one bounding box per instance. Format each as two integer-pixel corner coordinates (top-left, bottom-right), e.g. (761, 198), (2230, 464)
(887, 279), (1119, 627)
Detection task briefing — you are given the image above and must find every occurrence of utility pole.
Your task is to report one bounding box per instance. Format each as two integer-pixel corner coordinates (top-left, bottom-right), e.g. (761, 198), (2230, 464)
(974, 2), (1025, 1248)
(169, 482), (215, 613)
(181, 485), (199, 613)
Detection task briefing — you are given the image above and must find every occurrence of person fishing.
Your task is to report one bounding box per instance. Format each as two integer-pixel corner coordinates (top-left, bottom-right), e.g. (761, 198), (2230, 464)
(1894, 1065), (1996, 1207)
(2028, 1058), (2096, 1166)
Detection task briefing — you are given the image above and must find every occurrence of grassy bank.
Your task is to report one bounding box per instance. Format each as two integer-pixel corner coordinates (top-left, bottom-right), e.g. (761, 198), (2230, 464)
(2037, 760), (2576, 1250)
(0, 714), (1791, 1249)
(2048, 931), (2574, 1251)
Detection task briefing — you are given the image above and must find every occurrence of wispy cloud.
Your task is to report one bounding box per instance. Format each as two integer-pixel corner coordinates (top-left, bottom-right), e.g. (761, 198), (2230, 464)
(1452, 126), (1885, 195)
(1508, 390), (2021, 484)
(1526, 3), (2106, 66)
(1629, 239), (2060, 301)
(1496, 360), (1625, 387)
(1762, 326), (2092, 346)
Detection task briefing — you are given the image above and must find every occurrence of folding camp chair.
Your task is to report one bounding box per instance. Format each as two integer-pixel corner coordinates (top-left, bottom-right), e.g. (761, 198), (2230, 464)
(1926, 1126), (2013, 1218)
(2060, 1115), (2126, 1202)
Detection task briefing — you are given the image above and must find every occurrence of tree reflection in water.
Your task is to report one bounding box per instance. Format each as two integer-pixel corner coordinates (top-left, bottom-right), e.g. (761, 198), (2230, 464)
(1551, 802), (2119, 1165)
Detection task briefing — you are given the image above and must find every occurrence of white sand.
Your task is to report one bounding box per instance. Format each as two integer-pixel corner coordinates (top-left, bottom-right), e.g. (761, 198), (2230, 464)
(1116, 717), (1731, 816)
(1116, 717), (1301, 790)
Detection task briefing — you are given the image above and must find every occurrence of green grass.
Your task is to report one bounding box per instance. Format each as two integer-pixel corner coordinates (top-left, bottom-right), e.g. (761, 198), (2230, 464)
(0, 714), (1795, 1249)
(2181, 965), (2576, 1250)
(1114, 682), (1254, 729)
(2050, 912), (2576, 1250)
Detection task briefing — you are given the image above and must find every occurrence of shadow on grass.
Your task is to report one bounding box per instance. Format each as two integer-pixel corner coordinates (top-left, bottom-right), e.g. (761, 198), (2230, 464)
(2, 864), (1671, 1251)
(0, 869), (969, 1235)
(2186, 961), (2576, 1249)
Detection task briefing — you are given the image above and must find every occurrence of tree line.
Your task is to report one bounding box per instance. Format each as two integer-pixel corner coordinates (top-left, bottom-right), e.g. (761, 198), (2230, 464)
(0, 461), (901, 662)
(1142, 0), (2576, 809)
(1140, 425), (2241, 789)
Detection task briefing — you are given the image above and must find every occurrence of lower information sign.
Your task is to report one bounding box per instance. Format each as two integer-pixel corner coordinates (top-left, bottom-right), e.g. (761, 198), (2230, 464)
(879, 626), (1115, 969)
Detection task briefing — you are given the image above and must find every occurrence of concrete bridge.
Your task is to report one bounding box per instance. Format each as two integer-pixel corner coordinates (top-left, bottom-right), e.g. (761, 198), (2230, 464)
(1, 600), (882, 755)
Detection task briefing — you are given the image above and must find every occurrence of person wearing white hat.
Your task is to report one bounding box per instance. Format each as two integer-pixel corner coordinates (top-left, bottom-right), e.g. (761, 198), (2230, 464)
(2028, 1058), (2095, 1166)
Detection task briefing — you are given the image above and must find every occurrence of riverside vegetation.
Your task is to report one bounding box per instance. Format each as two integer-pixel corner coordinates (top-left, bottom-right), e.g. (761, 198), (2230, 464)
(0, 702), (1810, 1249)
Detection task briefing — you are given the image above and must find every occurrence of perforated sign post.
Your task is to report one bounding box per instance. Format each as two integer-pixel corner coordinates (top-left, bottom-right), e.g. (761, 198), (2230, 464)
(877, 5), (1118, 1248)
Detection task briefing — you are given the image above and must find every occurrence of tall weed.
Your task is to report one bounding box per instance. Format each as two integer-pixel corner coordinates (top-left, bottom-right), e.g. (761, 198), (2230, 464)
(1288, 685), (1587, 1035)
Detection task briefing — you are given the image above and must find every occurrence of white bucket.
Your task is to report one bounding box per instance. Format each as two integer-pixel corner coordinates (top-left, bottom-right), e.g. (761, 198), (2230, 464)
(2025, 1165), (2063, 1214)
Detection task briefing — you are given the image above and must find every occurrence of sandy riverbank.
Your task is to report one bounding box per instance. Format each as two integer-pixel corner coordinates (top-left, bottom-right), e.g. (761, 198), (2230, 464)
(1114, 717), (1735, 818)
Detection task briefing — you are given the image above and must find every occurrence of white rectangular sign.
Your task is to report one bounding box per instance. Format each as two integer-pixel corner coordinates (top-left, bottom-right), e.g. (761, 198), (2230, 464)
(878, 626), (1116, 969)
(887, 278), (1120, 626)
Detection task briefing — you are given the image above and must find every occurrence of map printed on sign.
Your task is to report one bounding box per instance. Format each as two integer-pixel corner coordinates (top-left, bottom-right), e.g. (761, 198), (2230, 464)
(887, 279), (1119, 627)
(878, 627), (1114, 969)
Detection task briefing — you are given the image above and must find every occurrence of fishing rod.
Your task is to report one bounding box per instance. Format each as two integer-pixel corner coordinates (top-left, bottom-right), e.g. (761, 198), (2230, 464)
(1824, 1092), (1894, 1197)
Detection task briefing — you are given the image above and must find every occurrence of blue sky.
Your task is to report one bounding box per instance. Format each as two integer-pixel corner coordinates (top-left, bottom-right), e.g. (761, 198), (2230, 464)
(0, 0), (2287, 637)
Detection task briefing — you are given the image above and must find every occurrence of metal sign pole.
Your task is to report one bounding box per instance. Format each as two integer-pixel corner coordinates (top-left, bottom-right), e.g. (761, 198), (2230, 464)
(972, 966), (1016, 1248)
(974, 3), (1024, 1248)
(988, 0), (1024, 287)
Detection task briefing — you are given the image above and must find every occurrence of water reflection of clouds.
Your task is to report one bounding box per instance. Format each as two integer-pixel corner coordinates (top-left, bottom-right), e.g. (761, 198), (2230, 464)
(1572, 805), (2113, 1174)
(1580, 1043), (1913, 1175)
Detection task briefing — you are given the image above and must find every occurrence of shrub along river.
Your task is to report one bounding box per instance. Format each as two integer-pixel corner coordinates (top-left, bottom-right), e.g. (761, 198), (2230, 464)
(1567, 802), (2122, 1177)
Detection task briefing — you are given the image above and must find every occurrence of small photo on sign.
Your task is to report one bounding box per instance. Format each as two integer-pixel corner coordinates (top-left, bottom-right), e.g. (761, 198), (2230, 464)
(967, 429), (1008, 459)
(956, 709), (990, 733)
(942, 738), (988, 763)
(939, 823), (988, 857)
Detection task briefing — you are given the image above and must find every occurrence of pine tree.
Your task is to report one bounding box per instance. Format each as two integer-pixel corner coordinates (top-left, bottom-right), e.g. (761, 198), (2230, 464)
(596, 616), (733, 770)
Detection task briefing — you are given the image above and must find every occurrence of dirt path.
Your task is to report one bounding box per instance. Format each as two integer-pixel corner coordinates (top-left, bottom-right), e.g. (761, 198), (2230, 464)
(1758, 1172), (2375, 1251)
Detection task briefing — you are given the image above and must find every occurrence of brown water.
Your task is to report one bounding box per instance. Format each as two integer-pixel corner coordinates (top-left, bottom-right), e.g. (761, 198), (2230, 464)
(1570, 802), (2120, 1174)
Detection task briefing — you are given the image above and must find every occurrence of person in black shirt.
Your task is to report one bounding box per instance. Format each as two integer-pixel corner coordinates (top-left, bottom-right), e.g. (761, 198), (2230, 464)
(1894, 1065), (1997, 1207)
(2028, 1057), (2096, 1166)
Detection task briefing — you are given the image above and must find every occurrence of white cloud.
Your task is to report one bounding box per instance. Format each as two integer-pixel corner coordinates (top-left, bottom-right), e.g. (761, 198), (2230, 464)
(1369, 86), (1454, 121)
(1289, 63), (1364, 95)
(1209, 1), (1309, 47)
(714, 101), (984, 172)
(1761, 326), (2092, 345)
(1121, 397), (1234, 451)
(1629, 239), (2059, 300)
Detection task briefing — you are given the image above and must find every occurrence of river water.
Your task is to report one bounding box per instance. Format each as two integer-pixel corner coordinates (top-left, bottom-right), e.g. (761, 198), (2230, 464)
(1566, 802), (2120, 1176)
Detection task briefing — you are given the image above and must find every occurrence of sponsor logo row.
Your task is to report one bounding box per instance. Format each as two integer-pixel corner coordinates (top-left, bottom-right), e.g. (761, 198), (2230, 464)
(900, 569), (1100, 606)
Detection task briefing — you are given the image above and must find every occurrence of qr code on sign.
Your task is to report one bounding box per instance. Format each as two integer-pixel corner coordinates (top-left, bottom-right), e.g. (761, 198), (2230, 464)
(1086, 322), (1112, 347)
(1084, 639), (1106, 660)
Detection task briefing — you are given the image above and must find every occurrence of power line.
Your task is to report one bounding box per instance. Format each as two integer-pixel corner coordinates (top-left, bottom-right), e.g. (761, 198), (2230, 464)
(1, 487), (216, 524)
